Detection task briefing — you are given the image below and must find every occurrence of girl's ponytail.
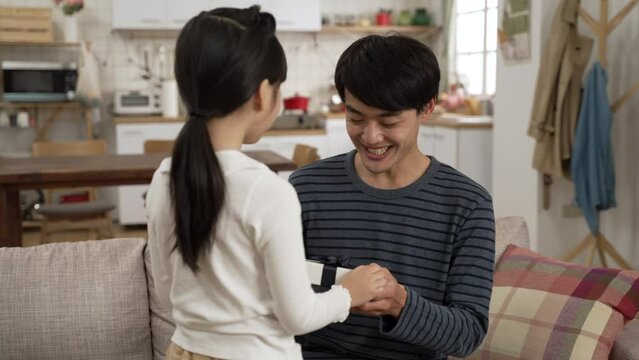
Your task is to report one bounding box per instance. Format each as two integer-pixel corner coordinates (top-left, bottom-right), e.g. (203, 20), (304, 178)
(170, 111), (225, 272)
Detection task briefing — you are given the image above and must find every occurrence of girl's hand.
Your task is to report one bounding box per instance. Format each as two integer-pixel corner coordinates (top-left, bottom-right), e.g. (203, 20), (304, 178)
(340, 263), (387, 307)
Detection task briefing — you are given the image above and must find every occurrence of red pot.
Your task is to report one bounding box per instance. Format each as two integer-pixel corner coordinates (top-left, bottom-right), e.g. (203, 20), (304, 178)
(376, 11), (392, 26)
(283, 95), (309, 112)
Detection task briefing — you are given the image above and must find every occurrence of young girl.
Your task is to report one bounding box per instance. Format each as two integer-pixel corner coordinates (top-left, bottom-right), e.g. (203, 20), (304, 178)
(145, 7), (387, 360)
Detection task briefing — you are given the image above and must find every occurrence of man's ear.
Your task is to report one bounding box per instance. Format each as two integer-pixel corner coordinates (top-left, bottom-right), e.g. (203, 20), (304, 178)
(424, 99), (435, 114)
(419, 99), (436, 121)
(253, 79), (270, 112)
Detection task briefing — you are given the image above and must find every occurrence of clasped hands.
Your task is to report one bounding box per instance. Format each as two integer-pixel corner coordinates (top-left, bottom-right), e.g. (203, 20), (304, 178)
(344, 263), (407, 319)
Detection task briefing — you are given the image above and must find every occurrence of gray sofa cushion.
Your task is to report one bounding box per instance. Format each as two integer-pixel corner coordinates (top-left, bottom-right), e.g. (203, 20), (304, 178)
(144, 246), (175, 359)
(494, 216), (530, 266)
(611, 317), (639, 359)
(0, 238), (152, 360)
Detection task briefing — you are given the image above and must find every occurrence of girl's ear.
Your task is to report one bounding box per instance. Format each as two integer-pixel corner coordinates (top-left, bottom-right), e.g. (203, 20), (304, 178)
(253, 79), (270, 112)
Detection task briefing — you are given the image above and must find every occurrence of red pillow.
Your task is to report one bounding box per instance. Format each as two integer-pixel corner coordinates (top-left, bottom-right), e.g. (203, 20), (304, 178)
(467, 245), (639, 360)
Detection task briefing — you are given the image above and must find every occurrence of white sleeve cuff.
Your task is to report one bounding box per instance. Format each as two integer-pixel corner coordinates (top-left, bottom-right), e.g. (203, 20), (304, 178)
(331, 284), (351, 323)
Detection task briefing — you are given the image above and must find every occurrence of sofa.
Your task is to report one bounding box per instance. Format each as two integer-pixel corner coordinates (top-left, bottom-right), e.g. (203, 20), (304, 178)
(0, 217), (637, 359)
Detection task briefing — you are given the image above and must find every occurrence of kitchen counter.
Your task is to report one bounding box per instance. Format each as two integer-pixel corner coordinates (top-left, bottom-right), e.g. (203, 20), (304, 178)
(114, 116), (182, 125)
(321, 113), (492, 129)
(113, 116), (326, 136)
(263, 128), (326, 136)
(323, 112), (346, 119)
(423, 114), (492, 129)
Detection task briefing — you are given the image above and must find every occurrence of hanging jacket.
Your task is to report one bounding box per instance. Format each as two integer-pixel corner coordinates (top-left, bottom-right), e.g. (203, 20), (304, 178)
(571, 62), (616, 234)
(528, 0), (593, 179)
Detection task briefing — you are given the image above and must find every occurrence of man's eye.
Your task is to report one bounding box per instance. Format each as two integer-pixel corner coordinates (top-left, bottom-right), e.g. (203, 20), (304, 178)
(347, 117), (363, 123)
(383, 123), (399, 128)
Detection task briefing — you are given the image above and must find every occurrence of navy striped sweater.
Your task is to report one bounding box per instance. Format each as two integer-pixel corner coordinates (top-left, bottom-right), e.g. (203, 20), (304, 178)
(289, 151), (495, 360)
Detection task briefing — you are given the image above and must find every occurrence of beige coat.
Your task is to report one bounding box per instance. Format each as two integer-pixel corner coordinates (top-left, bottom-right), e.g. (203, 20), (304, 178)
(528, 0), (593, 179)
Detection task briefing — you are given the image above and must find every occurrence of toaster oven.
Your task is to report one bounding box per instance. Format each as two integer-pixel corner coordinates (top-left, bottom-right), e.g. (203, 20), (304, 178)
(114, 90), (162, 115)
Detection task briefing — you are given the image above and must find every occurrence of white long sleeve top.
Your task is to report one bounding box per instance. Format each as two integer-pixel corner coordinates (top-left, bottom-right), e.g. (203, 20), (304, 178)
(146, 150), (350, 360)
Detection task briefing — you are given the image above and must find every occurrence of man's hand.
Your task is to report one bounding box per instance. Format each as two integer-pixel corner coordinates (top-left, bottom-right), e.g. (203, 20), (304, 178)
(351, 267), (407, 318)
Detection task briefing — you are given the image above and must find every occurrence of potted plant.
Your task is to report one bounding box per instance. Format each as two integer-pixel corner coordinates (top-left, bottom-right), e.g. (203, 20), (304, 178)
(52, 0), (84, 42)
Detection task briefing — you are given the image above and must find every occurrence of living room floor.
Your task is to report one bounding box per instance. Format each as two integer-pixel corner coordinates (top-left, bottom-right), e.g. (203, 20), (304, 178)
(21, 224), (148, 247)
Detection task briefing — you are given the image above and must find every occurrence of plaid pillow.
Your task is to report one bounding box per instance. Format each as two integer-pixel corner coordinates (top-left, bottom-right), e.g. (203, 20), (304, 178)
(469, 245), (639, 360)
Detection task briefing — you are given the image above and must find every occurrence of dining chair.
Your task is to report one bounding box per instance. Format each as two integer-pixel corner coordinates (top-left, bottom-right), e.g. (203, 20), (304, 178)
(292, 144), (320, 168)
(143, 139), (175, 154)
(141, 139), (175, 202)
(31, 140), (116, 244)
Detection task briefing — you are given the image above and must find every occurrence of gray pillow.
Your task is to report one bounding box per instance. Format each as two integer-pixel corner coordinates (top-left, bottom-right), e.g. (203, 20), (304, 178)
(0, 238), (152, 360)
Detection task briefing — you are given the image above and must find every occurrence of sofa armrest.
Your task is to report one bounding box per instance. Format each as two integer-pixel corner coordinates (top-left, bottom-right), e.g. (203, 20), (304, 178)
(494, 216), (531, 266)
(144, 246), (176, 360)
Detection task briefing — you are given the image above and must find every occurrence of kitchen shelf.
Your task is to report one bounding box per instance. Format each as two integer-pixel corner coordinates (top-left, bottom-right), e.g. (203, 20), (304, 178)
(0, 101), (93, 140)
(0, 101), (83, 109)
(264, 128), (326, 136)
(321, 25), (440, 36)
(113, 116), (183, 125)
(422, 115), (493, 129)
(0, 41), (80, 47)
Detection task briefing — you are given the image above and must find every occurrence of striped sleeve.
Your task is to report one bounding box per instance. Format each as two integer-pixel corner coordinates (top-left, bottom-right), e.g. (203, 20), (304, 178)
(379, 199), (495, 357)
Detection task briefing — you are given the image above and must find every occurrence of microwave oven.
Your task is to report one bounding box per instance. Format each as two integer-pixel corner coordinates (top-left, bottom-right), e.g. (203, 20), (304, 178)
(114, 90), (162, 115)
(1, 61), (78, 102)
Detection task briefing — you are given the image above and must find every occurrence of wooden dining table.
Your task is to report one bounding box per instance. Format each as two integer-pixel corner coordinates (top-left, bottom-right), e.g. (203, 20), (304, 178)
(0, 150), (296, 247)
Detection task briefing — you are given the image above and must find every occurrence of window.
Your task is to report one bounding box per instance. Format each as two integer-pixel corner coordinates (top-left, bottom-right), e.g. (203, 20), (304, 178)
(453, 0), (498, 96)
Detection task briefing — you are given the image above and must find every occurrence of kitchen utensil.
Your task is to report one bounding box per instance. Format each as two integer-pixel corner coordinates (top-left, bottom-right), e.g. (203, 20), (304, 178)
(162, 79), (179, 118)
(376, 9), (392, 26)
(272, 114), (323, 130)
(0, 111), (9, 127)
(397, 10), (412, 26)
(412, 8), (430, 26)
(283, 94), (309, 113)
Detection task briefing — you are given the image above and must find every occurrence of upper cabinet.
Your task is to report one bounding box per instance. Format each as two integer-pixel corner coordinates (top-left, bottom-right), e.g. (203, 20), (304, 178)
(265, 0), (320, 32)
(112, 0), (168, 30)
(112, 0), (320, 32)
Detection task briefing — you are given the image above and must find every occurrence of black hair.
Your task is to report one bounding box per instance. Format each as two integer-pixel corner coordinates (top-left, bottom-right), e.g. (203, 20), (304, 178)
(170, 6), (287, 272)
(334, 34), (440, 112)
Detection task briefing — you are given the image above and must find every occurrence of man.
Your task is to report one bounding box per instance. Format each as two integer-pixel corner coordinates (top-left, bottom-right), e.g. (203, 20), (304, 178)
(289, 35), (495, 360)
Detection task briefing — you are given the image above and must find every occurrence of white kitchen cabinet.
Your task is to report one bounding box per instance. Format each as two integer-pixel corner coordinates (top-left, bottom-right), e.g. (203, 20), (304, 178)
(265, 0), (321, 31)
(112, 0), (320, 31)
(116, 121), (185, 225)
(417, 125), (436, 157)
(112, 0), (168, 30)
(324, 118), (354, 158)
(116, 123), (184, 155)
(165, 0), (268, 30)
(241, 134), (327, 160)
(418, 117), (493, 193)
(241, 132), (327, 180)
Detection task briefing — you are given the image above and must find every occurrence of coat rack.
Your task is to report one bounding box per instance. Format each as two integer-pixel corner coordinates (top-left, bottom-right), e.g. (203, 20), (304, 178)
(562, 0), (638, 269)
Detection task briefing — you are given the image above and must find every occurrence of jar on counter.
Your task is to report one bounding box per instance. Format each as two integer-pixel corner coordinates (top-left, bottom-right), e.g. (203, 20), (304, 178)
(412, 8), (430, 26)
(397, 10), (412, 26)
(376, 9), (392, 26)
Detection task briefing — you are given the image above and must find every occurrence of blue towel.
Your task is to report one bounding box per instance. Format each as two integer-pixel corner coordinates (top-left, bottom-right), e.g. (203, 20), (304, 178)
(571, 62), (616, 234)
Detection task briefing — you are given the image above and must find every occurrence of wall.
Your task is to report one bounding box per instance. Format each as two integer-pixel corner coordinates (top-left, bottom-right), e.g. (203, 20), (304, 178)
(493, 0), (639, 267)
(538, 0), (639, 267)
(492, 0), (550, 249)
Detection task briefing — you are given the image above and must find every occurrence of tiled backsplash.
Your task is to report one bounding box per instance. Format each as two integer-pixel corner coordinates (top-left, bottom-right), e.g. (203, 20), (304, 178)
(0, 0), (441, 154)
